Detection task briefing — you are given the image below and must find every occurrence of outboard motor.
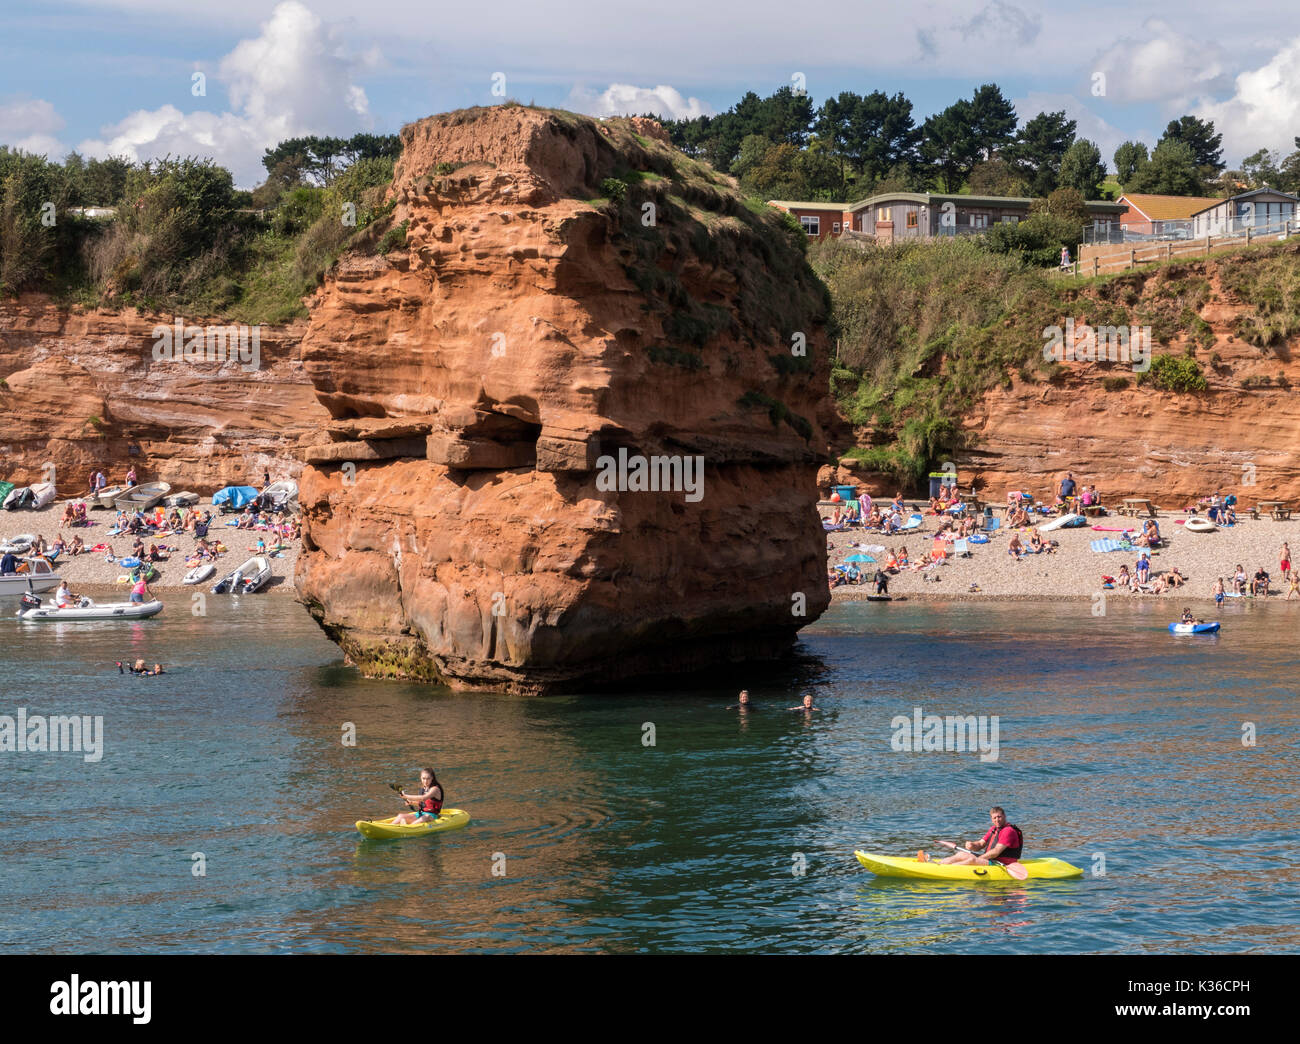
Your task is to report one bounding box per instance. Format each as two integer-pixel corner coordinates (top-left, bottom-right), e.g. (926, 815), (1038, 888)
(19, 592), (41, 611)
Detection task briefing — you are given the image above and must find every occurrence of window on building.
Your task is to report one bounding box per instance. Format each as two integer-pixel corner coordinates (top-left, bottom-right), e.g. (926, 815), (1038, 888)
(833, 222), (841, 234)
(906, 211), (918, 229)
(800, 215), (819, 236)
(969, 214), (988, 228)
(880, 207), (891, 223)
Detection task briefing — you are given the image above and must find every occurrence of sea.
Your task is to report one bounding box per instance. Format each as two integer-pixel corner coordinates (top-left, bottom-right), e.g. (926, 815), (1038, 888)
(1, 594), (1297, 954)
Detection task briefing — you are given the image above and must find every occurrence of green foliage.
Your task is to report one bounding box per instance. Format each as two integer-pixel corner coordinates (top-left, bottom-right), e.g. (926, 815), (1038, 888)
(986, 212), (1081, 267)
(1012, 110), (1077, 196)
(1127, 138), (1204, 196)
(0, 148), (74, 293)
(1057, 139), (1106, 199)
(1113, 141), (1149, 188)
(1103, 375), (1131, 391)
(647, 345), (704, 370)
(376, 219), (409, 256)
(1137, 354), (1208, 393)
(600, 177), (627, 203)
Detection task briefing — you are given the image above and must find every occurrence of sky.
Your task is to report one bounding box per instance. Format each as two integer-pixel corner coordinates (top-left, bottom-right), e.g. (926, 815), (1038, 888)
(2, 0), (1300, 187)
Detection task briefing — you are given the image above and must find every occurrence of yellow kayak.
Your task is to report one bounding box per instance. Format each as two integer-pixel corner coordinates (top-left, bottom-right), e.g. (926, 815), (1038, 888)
(855, 850), (1083, 881)
(356, 809), (471, 839)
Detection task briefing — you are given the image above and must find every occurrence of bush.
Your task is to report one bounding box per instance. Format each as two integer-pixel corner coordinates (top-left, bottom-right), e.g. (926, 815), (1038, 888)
(1103, 375), (1130, 391)
(600, 177), (627, 204)
(377, 220), (409, 256)
(1138, 354), (1208, 393)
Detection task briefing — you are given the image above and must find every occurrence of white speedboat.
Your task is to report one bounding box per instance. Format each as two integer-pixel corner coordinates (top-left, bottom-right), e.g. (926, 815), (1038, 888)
(212, 555), (271, 594)
(0, 556), (62, 595)
(114, 481), (171, 511)
(16, 596), (164, 621)
(96, 485), (127, 509)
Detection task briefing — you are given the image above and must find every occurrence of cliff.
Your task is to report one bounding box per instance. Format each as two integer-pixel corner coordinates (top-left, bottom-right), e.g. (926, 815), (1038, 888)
(0, 298), (328, 489)
(294, 106), (835, 693)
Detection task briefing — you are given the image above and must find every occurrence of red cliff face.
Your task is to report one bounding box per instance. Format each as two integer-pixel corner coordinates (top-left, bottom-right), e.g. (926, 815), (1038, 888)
(294, 106), (834, 693)
(0, 299), (328, 489)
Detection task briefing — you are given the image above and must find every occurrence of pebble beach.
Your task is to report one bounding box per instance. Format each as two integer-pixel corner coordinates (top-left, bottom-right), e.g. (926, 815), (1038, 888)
(827, 506), (1300, 604)
(3, 502), (300, 593)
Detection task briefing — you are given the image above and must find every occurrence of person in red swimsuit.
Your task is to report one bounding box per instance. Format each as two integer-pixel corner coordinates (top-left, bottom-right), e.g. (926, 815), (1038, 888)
(392, 768), (444, 825)
(938, 807), (1024, 866)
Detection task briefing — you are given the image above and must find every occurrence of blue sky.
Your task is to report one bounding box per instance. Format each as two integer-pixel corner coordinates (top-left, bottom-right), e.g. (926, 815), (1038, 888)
(3, 0), (1299, 186)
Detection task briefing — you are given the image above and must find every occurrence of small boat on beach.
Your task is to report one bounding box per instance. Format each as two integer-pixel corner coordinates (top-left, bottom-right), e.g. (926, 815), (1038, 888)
(163, 491), (199, 507)
(261, 480), (298, 510)
(0, 556), (62, 595)
(1169, 621), (1220, 635)
(212, 485), (258, 514)
(0, 533), (37, 555)
(16, 595), (164, 621)
(3, 484), (56, 510)
(113, 482), (171, 512)
(183, 563), (216, 585)
(96, 485), (127, 509)
(1183, 517), (1217, 533)
(212, 555), (271, 594)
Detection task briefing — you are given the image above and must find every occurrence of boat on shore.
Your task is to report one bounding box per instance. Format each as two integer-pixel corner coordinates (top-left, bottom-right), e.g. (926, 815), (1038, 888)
(95, 485), (127, 509)
(3, 483), (57, 511)
(212, 556), (271, 594)
(113, 482), (172, 512)
(0, 533), (37, 555)
(16, 595), (164, 621)
(261, 480), (298, 511)
(0, 556), (62, 595)
(163, 491), (199, 508)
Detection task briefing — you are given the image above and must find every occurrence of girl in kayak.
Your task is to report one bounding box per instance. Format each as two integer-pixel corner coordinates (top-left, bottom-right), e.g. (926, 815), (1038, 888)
(934, 807), (1023, 866)
(392, 768), (444, 825)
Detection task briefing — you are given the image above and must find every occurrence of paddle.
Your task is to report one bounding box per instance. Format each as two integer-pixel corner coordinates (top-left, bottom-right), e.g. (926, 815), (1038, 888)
(388, 782), (418, 812)
(934, 839), (1029, 880)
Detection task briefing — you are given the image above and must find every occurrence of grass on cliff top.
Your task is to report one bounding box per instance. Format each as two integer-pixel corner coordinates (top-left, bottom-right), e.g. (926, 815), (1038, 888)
(811, 234), (1300, 486)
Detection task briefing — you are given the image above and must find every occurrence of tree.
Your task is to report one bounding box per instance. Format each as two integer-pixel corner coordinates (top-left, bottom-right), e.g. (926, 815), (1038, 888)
(968, 83), (1018, 160)
(1159, 116), (1224, 181)
(920, 99), (979, 192)
(1278, 150), (1300, 195)
(1240, 148), (1282, 189)
(1128, 138), (1204, 195)
(985, 212), (1082, 267)
(1058, 139), (1106, 199)
(0, 149), (72, 292)
(1012, 110), (1077, 196)
(967, 158), (1029, 197)
(1113, 141), (1149, 187)
(1032, 186), (1089, 226)
(739, 142), (807, 200)
(732, 134), (773, 182)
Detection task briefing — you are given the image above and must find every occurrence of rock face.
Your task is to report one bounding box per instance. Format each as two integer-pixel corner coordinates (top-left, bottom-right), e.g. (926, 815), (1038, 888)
(295, 107), (834, 694)
(0, 298), (328, 490)
(959, 265), (1300, 504)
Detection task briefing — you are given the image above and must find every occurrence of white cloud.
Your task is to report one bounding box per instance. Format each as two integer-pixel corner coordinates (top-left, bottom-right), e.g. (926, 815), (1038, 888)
(961, 1), (1042, 46)
(76, 1), (377, 186)
(567, 83), (713, 121)
(0, 97), (69, 157)
(1195, 35), (1300, 167)
(1091, 19), (1231, 105)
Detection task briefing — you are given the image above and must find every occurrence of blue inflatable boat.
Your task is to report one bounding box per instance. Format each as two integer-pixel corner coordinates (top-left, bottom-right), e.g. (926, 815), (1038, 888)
(1168, 621), (1220, 635)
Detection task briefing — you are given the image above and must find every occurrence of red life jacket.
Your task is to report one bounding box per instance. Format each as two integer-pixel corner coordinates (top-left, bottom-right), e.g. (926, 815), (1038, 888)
(983, 823), (1024, 862)
(419, 787), (443, 815)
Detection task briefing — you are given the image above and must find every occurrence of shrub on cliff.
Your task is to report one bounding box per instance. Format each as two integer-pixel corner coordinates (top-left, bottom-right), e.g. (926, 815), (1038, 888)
(0, 148), (79, 294)
(1136, 354), (1208, 393)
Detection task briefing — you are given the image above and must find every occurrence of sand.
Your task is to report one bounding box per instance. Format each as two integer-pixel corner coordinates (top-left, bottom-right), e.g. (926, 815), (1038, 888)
(826, 506), (1300, 605)
(4, 501), (300, 593)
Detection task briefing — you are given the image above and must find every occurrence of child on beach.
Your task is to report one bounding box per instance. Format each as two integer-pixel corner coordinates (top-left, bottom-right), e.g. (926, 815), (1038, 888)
(1117, 564), (1131, 588)
(1288, 575), (1300, 600)
(1213, 578), (1225, 606)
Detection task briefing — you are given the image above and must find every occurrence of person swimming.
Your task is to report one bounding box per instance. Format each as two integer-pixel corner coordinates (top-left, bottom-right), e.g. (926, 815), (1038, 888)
(727, 689), (755, 710)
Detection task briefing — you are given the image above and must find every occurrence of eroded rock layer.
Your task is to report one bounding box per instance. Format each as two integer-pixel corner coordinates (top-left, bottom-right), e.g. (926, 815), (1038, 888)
(295, 107), (835, 693)
(0, 299), (328, 489)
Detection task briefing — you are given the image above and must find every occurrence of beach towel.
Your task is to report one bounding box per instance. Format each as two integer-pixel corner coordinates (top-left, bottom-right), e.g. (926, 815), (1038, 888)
(1091, 525), (1128, 532)
(1090, 539), (1131, 553)
(899, 513), (924, 531)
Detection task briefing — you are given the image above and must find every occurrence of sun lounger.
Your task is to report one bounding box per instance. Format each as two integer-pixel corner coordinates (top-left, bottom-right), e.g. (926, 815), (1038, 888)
(954, 538), (970, 557)
(899, 514), (924, 531)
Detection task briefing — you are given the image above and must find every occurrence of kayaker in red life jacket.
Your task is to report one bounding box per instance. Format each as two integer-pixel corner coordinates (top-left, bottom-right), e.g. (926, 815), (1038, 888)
(392, 768), (444, 825)
(936, 807), (1024, 866)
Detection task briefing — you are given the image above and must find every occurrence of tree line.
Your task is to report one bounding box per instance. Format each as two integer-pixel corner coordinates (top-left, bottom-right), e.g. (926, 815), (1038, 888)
(661, 84), (1293, 203)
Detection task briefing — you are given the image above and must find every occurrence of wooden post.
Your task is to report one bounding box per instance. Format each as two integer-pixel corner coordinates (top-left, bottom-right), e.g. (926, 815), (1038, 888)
(1204, 237), (1210, 255)
(1093, 257), (1099, 277)
(1247, 227), (1253, 245)
(1129, 249), (1135, 270)
(1167, 243), (1172, 261)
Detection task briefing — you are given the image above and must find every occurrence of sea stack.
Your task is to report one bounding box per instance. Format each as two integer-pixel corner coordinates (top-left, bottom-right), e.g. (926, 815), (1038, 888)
(295, 106), (835, 693)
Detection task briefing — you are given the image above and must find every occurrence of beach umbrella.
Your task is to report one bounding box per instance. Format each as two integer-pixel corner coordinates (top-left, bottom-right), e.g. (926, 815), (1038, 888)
(844, 553), (876, 563)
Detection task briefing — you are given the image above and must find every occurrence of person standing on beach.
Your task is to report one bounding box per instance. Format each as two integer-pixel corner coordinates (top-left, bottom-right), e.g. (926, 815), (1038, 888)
(1281, 543), (1292, 581)
(1213, 577), (1225, 606)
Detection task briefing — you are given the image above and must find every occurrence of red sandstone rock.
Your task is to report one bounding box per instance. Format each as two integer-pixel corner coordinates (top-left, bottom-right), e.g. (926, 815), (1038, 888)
(294, 106), (834, 693)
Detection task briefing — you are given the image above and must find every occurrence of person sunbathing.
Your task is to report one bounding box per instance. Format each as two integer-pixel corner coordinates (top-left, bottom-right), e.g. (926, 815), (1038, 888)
(1027, 531), (1047, 554)
(68, 535), (85, 556)
(1007, 534), (1025, 558)
(1117, 565), (1131, 587)
(1166, 567), (1186, 588)
(1007, 506), (1029, 528)
(60, 503), (78, 527)
(897, 546), (909, 567)
(1233, 565), (1247, 595)
(51, 536), (67, 555)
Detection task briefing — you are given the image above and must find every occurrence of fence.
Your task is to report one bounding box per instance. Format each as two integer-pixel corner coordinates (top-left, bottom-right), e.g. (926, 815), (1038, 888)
(1065, 219), (1300, 278)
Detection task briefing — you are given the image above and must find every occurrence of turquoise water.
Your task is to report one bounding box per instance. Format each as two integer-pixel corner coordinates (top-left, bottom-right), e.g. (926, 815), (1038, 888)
(1, 593), (1297, 953)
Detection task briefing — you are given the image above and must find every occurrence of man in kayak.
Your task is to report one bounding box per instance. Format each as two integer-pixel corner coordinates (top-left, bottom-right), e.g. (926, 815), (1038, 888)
(391, 768), (444, 825)
(934, 807), (1023, 866)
